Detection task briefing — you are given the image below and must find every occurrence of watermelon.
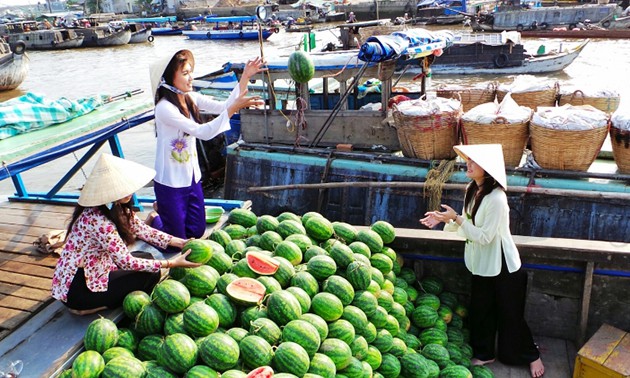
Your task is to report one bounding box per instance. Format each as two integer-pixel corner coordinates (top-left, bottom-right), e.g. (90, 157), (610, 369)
(350, 335), (369, 360)
(273, 341), (310, 376)
(180, 265), (220, 297)
(115, 327), (139, 352)
(101, 356), (146, 378)
(470, 365), (495, 378)
(300, 313), (330, 341)
(164, 312), (186, 335)
(327, 318), (356, 344)
(274, 241), (303, 266)
(307, 255), (337, 281)
(152, 279), (191, 314)
(356, 229), (384, 254)
(222, 370), (248, 378)
(228, 208), (258, 227)
(365, 345), (383, 370)
(257, 214), (280, 234)
(239, 335), (274, 368)
(348, 241), (371, 258)
(240, 305), (268, 328)
(272, 256), (296, 288)
(400, 353), (430, 378)
(286, 286), (312, 313)
(144, 360), (178, 378)
(186, 365), (221, 378)
(329, 242), (355, 269)
(352, 290), (378, 317)
(226, 240), (248, 258)
(266, 290), (303, 326)
(438, 305), (453, 323)
(288, 51), (315, 83)
(311, 292), (344, 321)
(370, 253), (394, 275)
(210, 229), (233, 247)
(226, 277), (266, 305)
(84, 318), (119, 354)
(411, 305), (439, 328)
(233, 257), (258, 278)
(184, 301), (220, 337)
(422, 343), (450, 368)
(72, 350), (105, 378)
(338, 356), (363, 378)
(250, 317), (283, 345)
(416, 293), (441, 310)
(377, 353), (401, 378)
(372, 329), (394, 353)
(389, 337), (407, 357)
(137, 334), (164, 361)
(283, 319), (322, 357)
(157, 333), (198, 374)
(226, 327), (250, 343)
(122, 290), (151, 320)
(205, 250), (233, 275)
(318, 338), (353, 370)
(420, 277), (444, 295)
(183, 239), (214, 264)
(246, 366), (275, 378)
(371, 221), (396, 244)
(439, 365), (473, 378)
(323, 275), (355, 305)
(285, 234), (314, 253)
(346, 261), (372, 291)
(205, 293), (238, 328)
(224, 224), (249, 240)
(259, 231), (284, 251)
(246, 251), (280, 275)
(304, 216), (334, 241)
(277, 211), (301, 223)
(102, 346), (134, 364)
(332, 222), (358, 244)
(308, 353), (337, 378)
(257, 275), (283, 293)
(277, 219), (306, 239)
(199, 332), (240, 371)
(419, 327), (449, 347)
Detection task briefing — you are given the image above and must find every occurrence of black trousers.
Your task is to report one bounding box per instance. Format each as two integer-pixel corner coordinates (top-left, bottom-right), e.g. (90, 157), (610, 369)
(64, 252), (161, 311)
(469, 255), (540, 365)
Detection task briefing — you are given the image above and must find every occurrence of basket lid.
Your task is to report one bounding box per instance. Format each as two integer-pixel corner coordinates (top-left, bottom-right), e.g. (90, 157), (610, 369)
(454, 144), (507, 189)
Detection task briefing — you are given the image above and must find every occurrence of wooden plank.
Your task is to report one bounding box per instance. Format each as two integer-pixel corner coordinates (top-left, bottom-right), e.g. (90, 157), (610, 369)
(578, 261), (595, 347)
(0, 270), (53, 290)
(1, 212), (71, 228)
(578, 324), (626, 364)
(0, 282), (51, 301)
(0, 222), (67, 239)
(0, 294), (41, 311)
(0, 202), (74, 214)
(0, 260), (55, 279)
(604, 333), (630, 375)
(0, 251), (58, 268)
(0, 307), (30, 329)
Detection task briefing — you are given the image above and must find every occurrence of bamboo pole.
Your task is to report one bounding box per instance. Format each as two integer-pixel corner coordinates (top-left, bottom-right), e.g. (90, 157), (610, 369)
(247, 181), (630, 201)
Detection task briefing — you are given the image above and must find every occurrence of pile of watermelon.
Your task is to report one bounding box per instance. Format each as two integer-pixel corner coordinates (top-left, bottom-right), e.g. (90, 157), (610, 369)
(59, 209), (497, 378)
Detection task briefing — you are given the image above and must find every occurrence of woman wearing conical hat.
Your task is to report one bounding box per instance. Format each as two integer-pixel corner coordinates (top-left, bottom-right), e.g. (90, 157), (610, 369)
(148, 50), (265, 250)
(51, 154), (200, 316)
(420, 144), (545, 378)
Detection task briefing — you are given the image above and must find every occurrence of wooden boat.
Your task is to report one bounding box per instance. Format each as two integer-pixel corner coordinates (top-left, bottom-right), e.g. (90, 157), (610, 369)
(415, 0), (495, 25)
(123, 16), (182, 36)
(1, 21), (84, 50)
(182, 16), (276, 41)
(519, 27), (630, 39)
(472, 3), (620, 32)
(0, 39), (28, 91)
(70, 26), (131, 47)
(423, 32), (589, 75)
(110, 21), (152, 43)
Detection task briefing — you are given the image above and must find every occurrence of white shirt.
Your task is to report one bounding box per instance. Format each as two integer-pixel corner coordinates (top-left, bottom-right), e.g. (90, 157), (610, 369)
(444, 188), (521, 277)
(153, 88), (240, 188)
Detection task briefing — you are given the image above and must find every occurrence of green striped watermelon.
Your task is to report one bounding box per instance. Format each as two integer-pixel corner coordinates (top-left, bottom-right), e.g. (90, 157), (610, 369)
(102, 346), (134, 364)
(372, 329), (394, 353)
(266, 290), (303, 326)
(338, 356), (364, 378)
(348, 241), (371, 258)
(274, 241), (303, 266)
(210, 229), (233, 247)
(273, 341), (311, 376)
(422, 343), (450, 369)
(277, 211), (302, 223)
(144, 360), (178, 378)
(272, 256), (296, 288)
(346, 261), (372, 291)
(205, 293), (237, 328)
(259, 231), (284, 251)
(311, 292), (344, 321)
(283, 319), (322, 357)
(72, 350), (105, 378)
(180, 265), (220, 297)
(137, 334), (164, 361)
(228, 208), (258, 227)
(152, 279), (191, 314)
(352, 290), (378, 317)
(249, 317), (283, 346)
(277, 219), (307, 239)
(288, 51), (315, 83)
(84, 318), (119, 354)
(356, 229), (384, 254)
(257, 214), (280, 234)
(365, 345), (383, 370)
(157, 333), (198, 374)
(122, 290), (151, 320)
(205, 249), (233, 275)
(101, 356), (146, 378)
(323, 275), (355, 305)
(411, 305), (439, 329)
(183, 301), (220, 337)
(327, 319), (356, 344)
(377, 353), (401, 378)
(304, 216), (334, 241)
(419, 327), (449, 347)
(183, 239), (214, 264)
(164, 312), (186, 335)
(307, 255), (337, 281)
(285, 234), (314, 253)
(185, 365), (220, 378)
(350, 335), (369, 360)
(224, 224), (249, 240)
(226, 327), (250, 343)
(371, 221), (396, 244)
(332, 222), (358, 244)
(286, 286), (312, 313)
(239, 335), (274, 368)
(300, 313), (329, 341)
(115, 327), (138, 352)
(199, 332), (240, 371)
(290, 271), (320, 298)
(318, 338), (353, 370)
(308, 352), (337, 378)
(329, 242), (355, 269)
(439, 365), (473, 378)
(400, 353), (430, 378)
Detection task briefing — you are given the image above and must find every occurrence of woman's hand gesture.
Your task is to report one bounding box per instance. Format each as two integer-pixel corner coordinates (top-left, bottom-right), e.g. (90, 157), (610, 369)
(228, 91), (264, 116)
(420, 204), (459, 228)
(168, 249), (201, 268)
(241, 57), (267, 82)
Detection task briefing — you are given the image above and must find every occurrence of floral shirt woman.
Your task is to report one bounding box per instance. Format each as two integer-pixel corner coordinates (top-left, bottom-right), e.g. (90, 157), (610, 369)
(51, 207), (171, 303)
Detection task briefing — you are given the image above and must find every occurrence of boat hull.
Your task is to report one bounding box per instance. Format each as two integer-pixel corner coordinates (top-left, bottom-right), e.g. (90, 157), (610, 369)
(6, 30), (84, 50)
(0, 43), (28, 91)
(75, 28), (131, 47)
(519, 28), (630, 39)
(183, 29), (273, 40)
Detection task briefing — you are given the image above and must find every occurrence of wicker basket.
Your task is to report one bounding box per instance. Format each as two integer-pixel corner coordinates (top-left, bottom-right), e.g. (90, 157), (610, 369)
(392, 107), (460, 160)
(529, 122), (609, 171)
(609, 126), (630, 174)
(558, 90), (621, 113)
(437, 83), (496, 112)
(461, 115), (530, 167)
(497, 83), (558, 110)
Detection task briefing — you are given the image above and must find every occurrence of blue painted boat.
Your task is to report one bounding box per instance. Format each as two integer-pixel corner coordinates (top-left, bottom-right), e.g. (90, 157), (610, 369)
(182, 16), (276, 40)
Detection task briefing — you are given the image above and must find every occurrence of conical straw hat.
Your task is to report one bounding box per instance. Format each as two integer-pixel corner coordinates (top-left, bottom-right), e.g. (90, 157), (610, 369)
(149, 49), (193, 103)
(78, 154), (155, 207)
(453, 144), (507, 189)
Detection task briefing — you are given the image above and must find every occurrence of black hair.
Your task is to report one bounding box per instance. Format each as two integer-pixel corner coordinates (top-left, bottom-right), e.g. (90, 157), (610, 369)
(463, 170), (502, 225)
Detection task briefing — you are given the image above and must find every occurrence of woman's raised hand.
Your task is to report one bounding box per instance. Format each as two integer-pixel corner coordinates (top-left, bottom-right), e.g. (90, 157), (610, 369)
(170, 249), (201, 268)
(420, 204), (458, 228)
(228, 91), (264, 116)
(242, 57), (267, 81)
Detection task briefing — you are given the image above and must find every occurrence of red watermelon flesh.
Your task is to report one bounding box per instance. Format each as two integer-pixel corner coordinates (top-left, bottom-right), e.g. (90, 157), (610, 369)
(226, 277), (266, 304)
(246, 251), (280, 275)
(246, 366), (274, 378)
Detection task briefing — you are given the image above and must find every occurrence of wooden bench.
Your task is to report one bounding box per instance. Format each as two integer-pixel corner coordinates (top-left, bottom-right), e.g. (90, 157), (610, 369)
(574, 323), (630, 377)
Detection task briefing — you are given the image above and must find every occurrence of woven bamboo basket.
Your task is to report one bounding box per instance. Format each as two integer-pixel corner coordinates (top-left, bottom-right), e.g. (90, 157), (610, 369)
(529, 122), (609, 171)
(461, 115), (531, 167)
(392, 107), (460, 160)
(436, 83), (496, 112)
(609, 126), (630, 174)
(558, 90), (621, 113)
(497, 83), (559, 110)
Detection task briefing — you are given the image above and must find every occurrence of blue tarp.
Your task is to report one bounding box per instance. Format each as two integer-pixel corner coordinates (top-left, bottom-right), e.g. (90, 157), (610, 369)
(358, 29), (454, 63)
(0, 93), (105, 140)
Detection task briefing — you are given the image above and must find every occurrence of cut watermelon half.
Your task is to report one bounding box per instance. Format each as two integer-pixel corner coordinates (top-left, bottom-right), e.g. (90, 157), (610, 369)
(246, 251), (280, 275)
(246, 366), (274, 378)
(226, 277), (266, 305)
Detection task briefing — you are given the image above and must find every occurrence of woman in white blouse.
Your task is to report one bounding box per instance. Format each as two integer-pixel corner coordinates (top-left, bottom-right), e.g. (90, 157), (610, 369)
(148, 49), (265, 247)
(420, 144), (544, 378)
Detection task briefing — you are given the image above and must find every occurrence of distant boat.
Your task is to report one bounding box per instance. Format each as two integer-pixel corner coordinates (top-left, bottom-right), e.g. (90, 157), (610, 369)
(0, 39), (28, 91)
(182, 16), (275, 40)
(1, 21), (84, 50)
(109, 21), (152, 43)
(123, 16), (181, 36)
(70, 26), (131, 47)
(415, 0), (495, 25)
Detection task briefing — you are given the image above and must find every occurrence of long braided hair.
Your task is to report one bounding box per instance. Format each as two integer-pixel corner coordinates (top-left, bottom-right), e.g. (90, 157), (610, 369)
(463, 170), (502, 225)
(66, 202), (136, 245)
(155, 50), (202, 127)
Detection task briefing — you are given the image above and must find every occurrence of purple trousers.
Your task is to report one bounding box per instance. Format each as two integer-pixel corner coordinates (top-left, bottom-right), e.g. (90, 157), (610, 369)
(152, 178), (206, 251)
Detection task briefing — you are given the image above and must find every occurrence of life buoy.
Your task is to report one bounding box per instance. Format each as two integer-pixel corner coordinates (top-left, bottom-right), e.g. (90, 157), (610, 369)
(207, 31), (212, 39)
(568, 23), (576, 30)
(516, 24), (524, 31)
(540, 22), (549, 30)
(147, 35), (154, 42)
(13, 40), (26, 55)
(493, 53), (509, 68)
(530, 21), (537, 30)
(239, 31), (244, 38)
(601, 20), (611, 28)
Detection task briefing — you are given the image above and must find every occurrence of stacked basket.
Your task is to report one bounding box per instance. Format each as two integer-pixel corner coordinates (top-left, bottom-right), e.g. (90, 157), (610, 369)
(497, 83), (559, 110)
(558, 89), (621, 114)
(436, 83), (496, 112)
(610, 112), (630, 174)
(392, 99), (461, 160)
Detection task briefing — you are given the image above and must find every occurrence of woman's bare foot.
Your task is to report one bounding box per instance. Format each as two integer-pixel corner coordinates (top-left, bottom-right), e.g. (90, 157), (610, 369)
(68, 306), (108, 316)
(471, 358), (496, 366)
(530, 358), (544, 377)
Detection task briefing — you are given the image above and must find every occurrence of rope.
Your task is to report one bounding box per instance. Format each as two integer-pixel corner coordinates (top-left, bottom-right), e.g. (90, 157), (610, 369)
(293, 96), (308, 147)
(423, 159), (456, 211)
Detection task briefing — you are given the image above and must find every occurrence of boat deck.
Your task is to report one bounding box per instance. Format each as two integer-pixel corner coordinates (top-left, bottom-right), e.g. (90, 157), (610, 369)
(0, 201), (579, 377)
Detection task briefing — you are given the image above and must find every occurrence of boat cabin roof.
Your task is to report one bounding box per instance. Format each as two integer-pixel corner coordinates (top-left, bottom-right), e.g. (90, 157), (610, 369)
(455, 31), (522, 45)
(4, 21), (38, 33)
(204, 15), (257, 23)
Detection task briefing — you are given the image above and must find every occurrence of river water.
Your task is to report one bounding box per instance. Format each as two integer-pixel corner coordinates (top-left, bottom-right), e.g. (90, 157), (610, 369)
(1, 26), (629, 196)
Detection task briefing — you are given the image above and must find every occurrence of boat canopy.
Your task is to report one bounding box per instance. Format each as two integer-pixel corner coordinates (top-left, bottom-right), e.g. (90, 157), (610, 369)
(123, 16), (176, 23)
(453, 30), (521, 46)
(359, 29), (454, 62)
(204, 16), (257, 23)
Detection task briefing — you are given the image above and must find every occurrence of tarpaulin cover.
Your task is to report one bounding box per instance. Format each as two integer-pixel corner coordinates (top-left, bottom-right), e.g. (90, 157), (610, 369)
(0, 93), (105, 140)
(358, 29), (454, 62)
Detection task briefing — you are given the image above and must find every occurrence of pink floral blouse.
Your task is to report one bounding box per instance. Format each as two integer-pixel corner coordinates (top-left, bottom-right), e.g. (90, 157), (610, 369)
(51, 207), (172, 302)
